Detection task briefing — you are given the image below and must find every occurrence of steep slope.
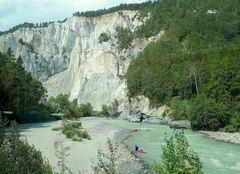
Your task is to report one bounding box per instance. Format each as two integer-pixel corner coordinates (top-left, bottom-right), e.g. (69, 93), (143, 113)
(0, 10), (162, 110)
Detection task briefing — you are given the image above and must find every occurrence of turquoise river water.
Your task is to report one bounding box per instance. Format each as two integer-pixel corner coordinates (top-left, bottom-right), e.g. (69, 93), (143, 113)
(83, 118), (240, 174)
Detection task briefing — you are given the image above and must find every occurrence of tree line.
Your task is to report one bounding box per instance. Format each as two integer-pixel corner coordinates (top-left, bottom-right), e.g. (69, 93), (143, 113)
(0, 18), (68, 36)
(73, 2), (152, 17)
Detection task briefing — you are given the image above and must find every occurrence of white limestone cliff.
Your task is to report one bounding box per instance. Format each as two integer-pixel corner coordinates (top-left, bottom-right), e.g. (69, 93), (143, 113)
(0, 10), (163, 110)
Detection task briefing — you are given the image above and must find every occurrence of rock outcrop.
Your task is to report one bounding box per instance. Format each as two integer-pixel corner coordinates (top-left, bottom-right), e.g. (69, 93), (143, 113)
(119, 95), (191, 129)
(0, 10), (164, 110)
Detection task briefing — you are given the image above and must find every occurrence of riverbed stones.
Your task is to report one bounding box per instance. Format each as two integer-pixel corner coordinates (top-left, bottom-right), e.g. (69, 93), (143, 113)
(200, 131), (240, 144)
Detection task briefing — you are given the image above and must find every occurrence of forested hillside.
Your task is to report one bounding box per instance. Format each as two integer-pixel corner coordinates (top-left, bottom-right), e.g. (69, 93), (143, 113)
(127, 0), (240, 131)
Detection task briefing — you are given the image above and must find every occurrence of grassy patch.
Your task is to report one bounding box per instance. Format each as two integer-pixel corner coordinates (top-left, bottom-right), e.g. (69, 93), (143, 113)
(61, 120), (90, 141)
(52, 127), (61, 131)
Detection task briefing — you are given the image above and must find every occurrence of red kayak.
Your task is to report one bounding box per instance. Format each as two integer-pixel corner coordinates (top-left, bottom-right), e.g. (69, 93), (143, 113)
(138, 149), (146, 153)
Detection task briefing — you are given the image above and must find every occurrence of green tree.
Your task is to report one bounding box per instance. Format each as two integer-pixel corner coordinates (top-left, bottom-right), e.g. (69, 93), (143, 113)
(0, 50), (49, 123)
(79, 103), (93, 117)
(101, 104), (110, 117)
(153, 130), (203, 174)
(64, 99), (82, 119)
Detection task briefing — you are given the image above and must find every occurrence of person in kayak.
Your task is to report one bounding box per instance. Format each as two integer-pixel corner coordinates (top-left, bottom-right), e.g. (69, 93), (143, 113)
(135, 145), (139, 151)
(139, 115), (145, 122)
(135, 145), (146, 153)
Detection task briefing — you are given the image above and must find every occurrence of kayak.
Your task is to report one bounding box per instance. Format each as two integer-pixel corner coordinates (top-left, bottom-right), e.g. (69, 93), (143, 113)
(138, 149), (146, 153)
(132, 128), (139, 132)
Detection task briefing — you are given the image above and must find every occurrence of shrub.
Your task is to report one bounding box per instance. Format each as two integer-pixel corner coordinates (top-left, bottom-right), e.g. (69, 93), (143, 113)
(81, 130), (91, 139)
(79, 103), (93, 117)
(99, 32), (111, 43)
(223, 125), (236, 133)
(101, 104), (110, 117)
(71, 121), (82, 129)
(101, 100), (119, 117)
(153, 130), (203, 174)
(71, 136), (83, 142)
(52, 127), (61, 131)
(61, 120), (90, 141)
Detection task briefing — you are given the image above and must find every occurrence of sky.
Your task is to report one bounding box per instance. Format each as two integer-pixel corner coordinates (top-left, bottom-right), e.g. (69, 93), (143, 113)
(0, 0), (146, 31)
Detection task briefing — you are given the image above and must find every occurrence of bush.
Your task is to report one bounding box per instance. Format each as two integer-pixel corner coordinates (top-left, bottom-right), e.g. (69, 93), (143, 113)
(189, 94), (231, 131)
(99, 32), (111, 43)
(81, 130), (91, 139)
(101, 104), (110, 117)
(223, 125), (236, 133)
(51, 127), (61, 131)
(79, 103), (93, 117)
(153, 130), (203, 174)
(100, 100), (119, 117)
(71, 136), (83, 142)
(61, 120), (90, 141)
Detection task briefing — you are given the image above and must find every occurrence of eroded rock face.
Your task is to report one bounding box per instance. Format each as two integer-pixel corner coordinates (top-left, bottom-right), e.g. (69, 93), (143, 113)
(127, 95), (168, 117)
(0, 10), (163, 110)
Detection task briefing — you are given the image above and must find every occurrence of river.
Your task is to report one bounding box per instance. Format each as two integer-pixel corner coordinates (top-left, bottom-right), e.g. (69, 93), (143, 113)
(20, 117), (240, 174)
(83, 118), (240, 174)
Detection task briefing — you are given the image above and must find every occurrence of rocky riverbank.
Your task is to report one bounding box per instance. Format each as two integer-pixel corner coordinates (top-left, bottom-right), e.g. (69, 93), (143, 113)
(20, 119), (148, 174)
(115, 142), (148, 174)
(119, 109), (191, 129)
(200, 131), (240, 145)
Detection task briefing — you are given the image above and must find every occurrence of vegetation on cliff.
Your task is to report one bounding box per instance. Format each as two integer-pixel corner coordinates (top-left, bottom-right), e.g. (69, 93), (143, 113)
(0, 1), (151, 36)
(99, 32), (111, 43)
(126, 0), (240, 131)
